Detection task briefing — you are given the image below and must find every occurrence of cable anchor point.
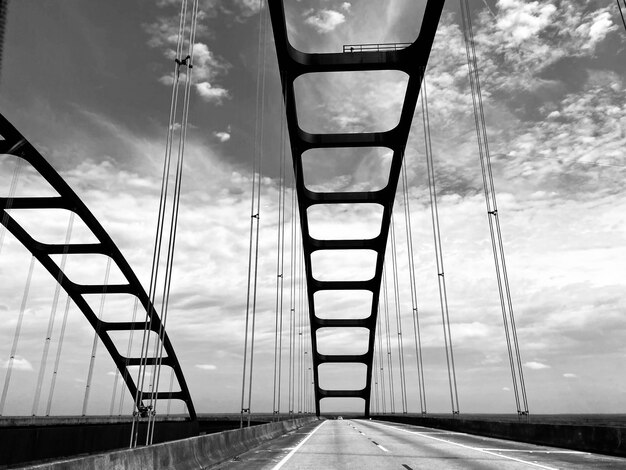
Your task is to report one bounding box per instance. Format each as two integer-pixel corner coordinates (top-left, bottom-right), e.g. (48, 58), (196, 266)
(174, 55), (192, 69)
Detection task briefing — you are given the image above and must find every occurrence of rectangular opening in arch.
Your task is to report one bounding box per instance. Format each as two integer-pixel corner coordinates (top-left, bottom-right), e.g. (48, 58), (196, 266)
(307, 203), (384, 241)
(294, 71), (409, 134)
(319, 397), (366, 415)
(311, 249), (377, 282)
(316, 327), (370, 356)
(314, 289), (373, 320)
(318, 362), (367, 390)
(302, 147), (392, 193)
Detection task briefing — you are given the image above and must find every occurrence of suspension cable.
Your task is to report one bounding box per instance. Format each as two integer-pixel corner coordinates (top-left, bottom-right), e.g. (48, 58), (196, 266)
(272, 102), (287, 421)
(381, 266), (395, 413)
(240, 0), (268, 429)
(376, 302), (387, 414)
(0, 256), (35, 415)
(0, 157), (23, 256)
(277, 123), (288, 420)
(460, 0), (528, 415)
(389, 216), (408, 414)
(401, 158), (427, 414)
(372, 344), (379, 414)
(297, 243), (304, 414)
(420, 69), (460, 415)
(132, 0), (190, 446)
(147, 0), (200, 444)
(82, 257), (112, 416)
(619, 0), (626, 33)
(117, 297), (140, 416)
(45, 295), (71, 416)
(32, 212), (75, 415)
(288, 177), (296, 418)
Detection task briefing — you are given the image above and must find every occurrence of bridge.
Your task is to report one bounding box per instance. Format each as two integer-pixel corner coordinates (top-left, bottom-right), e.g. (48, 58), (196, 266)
(1, 0), (626, 468)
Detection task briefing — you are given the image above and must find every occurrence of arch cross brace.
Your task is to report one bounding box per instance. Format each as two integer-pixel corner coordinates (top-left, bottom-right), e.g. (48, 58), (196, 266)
(268, 0), (444, 416)
(0, 113), (196, 420)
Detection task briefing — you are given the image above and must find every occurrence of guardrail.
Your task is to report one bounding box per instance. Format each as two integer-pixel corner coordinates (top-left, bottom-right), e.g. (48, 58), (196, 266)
(343, 43), (412, 53)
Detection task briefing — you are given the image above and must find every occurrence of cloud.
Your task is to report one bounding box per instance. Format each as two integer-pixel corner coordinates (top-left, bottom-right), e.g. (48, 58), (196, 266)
(563, 373), (578, 379)
(524, 361), (551, 370)
(196, 364), (217, 371)
(145, 14), (232, 104)
(1, 356), (33, 371)
(214, 131), (231, 142)
(233, 0), (262, 17)
(195, 82), (230, 104)
(304, 9), (346, 33)
(341, 2), (351, 12)
(495, 0), (557, 45)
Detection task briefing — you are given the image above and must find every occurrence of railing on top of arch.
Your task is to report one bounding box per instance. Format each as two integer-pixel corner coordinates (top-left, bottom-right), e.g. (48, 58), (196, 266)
(342, 42), (413, 53)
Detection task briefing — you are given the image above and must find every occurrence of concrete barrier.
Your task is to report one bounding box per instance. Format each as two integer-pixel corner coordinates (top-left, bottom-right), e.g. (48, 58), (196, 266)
(374, 415), (626, 457)
(19, 417), (319, 469)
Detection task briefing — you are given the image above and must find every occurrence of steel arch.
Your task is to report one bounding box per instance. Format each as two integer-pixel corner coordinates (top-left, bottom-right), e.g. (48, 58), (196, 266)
(268, 0), (444, 416)
(0, 113), (196, 420)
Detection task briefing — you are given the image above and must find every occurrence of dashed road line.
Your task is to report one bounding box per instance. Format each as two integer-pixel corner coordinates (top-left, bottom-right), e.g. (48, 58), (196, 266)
(371, 421), (558, 470)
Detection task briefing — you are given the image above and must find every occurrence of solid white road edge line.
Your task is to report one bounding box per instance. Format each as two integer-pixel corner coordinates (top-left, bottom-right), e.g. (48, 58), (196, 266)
(480, 449), (587, 454)
(271, 420), (327, 470)
(370, 421), (558, 470)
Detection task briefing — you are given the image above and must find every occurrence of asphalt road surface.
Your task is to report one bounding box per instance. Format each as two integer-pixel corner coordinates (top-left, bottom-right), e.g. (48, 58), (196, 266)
(212, 419), (626, 469)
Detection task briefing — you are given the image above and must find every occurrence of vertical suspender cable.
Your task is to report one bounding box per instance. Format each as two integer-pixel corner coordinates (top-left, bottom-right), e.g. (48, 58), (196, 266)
(240, 0), (268, 429)
(292, 203), (298, 415)
(277, 124), (288, 418)
(381, 267), (395, 413)
(302, 272), (309, 414)
(32, 213), (75, 415)
(460, 0), (528, 415)
(372, 341), (380, 414)
(0, 256), (35, 415)
(166, 369), (175, 415)
(297, 244), (303, 414)
(148, 0), (200, 443)
(0, 157), (23, 256)
(132, 0), (189, 446)
(288, 178), (296, 417)
(272, 106), (287, 420)
(376, 302), (386, 414)
(82, 258), (112, 415)
(618, 0), (626, 33)
(401, 158), (427, 413)
(389, 216), (408, 413)
(117, 297), (140, 416)
(45, 295), (72, 416)
(420, 71), (459, 415)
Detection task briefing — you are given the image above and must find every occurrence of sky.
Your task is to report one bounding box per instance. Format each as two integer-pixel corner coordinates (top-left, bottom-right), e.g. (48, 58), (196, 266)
(0, 0), (625, 417)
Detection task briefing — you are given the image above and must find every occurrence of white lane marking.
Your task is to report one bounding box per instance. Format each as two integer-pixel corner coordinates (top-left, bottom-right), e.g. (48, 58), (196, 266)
(480, 449), (587, 454)
(376, 443), (390, 452)
(370, 421), (558, 470)
(271, 420), (326, 470)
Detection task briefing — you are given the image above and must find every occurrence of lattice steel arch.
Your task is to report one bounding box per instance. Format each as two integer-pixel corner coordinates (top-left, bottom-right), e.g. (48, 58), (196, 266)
(268, 0), (444, 417)
(0, 113), (196, 420)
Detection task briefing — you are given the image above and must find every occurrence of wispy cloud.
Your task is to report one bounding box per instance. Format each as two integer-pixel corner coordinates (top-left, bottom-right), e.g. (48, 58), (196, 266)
(524, 361), (551, 370)
(305, 9), (346, 33)
(1, 356), (33, 371)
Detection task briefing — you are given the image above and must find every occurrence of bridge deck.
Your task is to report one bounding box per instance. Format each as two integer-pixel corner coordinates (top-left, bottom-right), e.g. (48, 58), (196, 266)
(217, 419), (626, 469)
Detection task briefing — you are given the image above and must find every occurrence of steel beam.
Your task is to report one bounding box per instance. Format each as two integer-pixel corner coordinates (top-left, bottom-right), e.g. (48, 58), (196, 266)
(0, 113), (196, 420)
(268, 0), (444, 416)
